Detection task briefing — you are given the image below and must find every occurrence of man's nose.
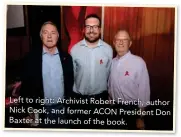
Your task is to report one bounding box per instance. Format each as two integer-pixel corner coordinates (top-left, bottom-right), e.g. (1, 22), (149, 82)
(119, 40), (123, 45)
(47, 33), (52, 38)
(89, 28), (93, 32)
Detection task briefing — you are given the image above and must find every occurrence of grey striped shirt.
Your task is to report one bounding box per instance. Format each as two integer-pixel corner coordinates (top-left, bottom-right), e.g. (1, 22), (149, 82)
(70, 39), (113, 95)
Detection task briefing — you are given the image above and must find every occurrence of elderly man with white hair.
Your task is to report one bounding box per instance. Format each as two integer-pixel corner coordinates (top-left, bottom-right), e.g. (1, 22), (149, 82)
(108, 29), (150, 130)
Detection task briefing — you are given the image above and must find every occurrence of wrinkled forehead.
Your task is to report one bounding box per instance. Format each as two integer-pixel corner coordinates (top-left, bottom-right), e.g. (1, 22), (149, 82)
(115, 31), (131, 39)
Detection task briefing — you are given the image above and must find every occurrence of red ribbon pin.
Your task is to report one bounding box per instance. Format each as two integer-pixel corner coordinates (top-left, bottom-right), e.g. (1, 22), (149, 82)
(100, 59), (103, 64)
(125, 71), (129, 76)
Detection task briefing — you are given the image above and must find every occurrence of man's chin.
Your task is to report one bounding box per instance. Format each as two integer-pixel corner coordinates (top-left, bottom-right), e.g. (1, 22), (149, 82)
(117, 51), (125, 55)
(85, 37), (99, 43)
(44, 44), (56, 48)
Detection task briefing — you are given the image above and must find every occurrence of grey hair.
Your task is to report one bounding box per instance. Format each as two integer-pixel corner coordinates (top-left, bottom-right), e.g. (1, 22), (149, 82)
(39, 21), (59, 38)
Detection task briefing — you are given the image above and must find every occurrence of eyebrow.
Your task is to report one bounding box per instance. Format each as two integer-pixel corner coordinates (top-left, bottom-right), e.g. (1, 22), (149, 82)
(85, 24), (99, 26)
(42, 30), (57, 33)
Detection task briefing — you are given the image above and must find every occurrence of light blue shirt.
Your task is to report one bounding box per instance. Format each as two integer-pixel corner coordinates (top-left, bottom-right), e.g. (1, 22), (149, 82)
(42, 47), (64, 105)
(70, 39), (113, 95)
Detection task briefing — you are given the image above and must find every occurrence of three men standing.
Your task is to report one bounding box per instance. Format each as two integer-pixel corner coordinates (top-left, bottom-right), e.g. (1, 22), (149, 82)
(20, 16), (150, 130)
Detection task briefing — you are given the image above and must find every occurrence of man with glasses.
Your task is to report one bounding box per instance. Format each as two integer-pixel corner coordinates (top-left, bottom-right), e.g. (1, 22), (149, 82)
(108, 29), (150, 130)
(69, 14), (113, 129)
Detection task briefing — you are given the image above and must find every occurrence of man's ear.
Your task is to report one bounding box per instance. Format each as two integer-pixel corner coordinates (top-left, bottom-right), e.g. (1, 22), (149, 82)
(129, 40), (132, 48)
(40, 30), (43, 40)
(113, 40), (116, 47)
(99, 27), (101, 33)
(57, 32), (59, 38)
(40, 34), (42, 40)
(113, 37), (117, 46)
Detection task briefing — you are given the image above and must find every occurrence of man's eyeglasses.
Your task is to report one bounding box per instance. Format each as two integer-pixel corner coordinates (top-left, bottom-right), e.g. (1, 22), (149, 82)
(114, 39), (130, 44)
(85, 25), (100, 31)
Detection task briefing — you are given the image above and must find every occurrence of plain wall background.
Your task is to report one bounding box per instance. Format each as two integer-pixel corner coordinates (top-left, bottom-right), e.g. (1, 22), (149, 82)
(7, 5), (24, 29)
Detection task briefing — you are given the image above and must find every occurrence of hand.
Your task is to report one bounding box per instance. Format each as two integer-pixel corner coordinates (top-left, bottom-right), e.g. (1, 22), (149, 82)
(136, 118), (145, 130)
(108, 96), (114, 106)
(25, 113), (38, 127)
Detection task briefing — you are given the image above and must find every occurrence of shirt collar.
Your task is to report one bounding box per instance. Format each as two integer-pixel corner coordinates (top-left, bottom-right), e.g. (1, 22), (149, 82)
(42, 47), (59, 55)
(80, 39), (103, 48)
(116, 50), (131, 60)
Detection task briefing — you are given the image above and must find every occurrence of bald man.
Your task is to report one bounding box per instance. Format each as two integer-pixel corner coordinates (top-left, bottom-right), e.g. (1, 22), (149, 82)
(108, 30), (150, 130)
